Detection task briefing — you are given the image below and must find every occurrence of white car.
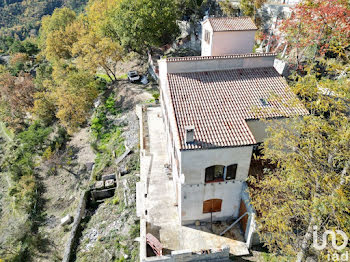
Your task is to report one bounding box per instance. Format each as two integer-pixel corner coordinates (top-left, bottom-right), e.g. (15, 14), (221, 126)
(127, 71), (140, 83)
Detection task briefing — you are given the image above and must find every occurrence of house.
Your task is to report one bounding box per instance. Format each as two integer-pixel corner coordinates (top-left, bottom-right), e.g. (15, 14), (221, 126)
(158, 52), (308, 225)
(201, 17), (257, 56)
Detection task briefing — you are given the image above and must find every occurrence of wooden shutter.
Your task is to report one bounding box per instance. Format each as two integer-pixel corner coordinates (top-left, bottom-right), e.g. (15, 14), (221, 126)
(203, 199), (222, 213)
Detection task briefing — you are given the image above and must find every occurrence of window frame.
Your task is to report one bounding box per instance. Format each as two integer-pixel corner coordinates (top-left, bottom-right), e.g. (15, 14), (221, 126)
(205, 165), (225, 183)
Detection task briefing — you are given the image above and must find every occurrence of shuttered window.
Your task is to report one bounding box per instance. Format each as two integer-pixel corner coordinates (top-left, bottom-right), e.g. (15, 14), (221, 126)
(226, 164), (237, 180)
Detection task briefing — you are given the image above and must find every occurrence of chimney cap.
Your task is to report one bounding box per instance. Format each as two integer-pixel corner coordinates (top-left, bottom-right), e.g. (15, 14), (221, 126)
(185, 126), (195, 144)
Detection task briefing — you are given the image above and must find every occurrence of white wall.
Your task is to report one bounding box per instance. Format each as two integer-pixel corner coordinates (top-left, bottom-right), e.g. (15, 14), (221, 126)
(211, 31), (256, 56)
(162, 54), (275, 74)
(201, 21), (213, 56)
(179, 146), (253, 224)
(181, 146), (253, 184)
(181, 181), (244, 224)
(246, 118), (289, 144)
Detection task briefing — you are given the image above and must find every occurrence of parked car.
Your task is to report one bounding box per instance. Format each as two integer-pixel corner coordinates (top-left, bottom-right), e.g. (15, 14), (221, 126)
(127, 71), (140, 83)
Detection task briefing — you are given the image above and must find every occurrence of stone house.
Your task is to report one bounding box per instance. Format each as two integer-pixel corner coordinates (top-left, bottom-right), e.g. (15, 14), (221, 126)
(158, 17), (308, 226)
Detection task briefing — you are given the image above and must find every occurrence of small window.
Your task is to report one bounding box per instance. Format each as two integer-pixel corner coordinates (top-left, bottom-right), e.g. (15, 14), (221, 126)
(260, 98), (270, 106)
(204, 30), (211, 44)
(226, 164), (238, 180)
(205, 165), (224, 182)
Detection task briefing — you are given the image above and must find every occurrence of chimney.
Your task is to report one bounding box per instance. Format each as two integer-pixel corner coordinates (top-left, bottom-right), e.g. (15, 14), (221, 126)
(185, 126), (195, 144)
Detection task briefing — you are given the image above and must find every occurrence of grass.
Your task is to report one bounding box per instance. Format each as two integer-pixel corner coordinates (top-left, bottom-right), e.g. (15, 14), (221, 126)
(96, 73), (113, 83)
(0, 121), (14, 142)
(118, 73), (128, 80)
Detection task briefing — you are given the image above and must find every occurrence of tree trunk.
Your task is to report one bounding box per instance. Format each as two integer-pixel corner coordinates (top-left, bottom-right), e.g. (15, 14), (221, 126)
(296, 216), (315, 262)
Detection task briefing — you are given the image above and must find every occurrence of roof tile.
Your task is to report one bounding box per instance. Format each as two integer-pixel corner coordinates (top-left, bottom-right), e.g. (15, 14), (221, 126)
(167, 67), (309, 150)
(207, 16), (258, 32)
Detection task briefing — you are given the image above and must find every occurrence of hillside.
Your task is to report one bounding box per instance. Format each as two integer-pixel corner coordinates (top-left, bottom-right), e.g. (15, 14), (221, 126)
(0, 0), (88, 39)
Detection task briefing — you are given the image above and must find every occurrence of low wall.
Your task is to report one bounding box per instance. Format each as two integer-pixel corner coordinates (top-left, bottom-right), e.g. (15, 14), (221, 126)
(142, 246), (230, 262)
(62, 190), (89, 262)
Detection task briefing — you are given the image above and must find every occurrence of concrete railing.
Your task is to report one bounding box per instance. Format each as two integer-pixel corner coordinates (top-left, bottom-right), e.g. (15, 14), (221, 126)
(142, 246), (230, 262)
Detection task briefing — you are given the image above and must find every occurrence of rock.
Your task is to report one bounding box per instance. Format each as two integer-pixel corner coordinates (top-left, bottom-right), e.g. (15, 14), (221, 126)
(95, 181), (104, 189)
(86, 162), (95, 171)
(61, 215), (73, 226)
(102, 173), (116, 181)
(105, 179), (115, 188)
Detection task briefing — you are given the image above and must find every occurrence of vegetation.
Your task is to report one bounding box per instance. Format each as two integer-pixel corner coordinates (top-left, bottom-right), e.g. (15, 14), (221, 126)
(249, 1), (350, 261)
(240, 0), (267, 18)
(0, 0), (88, 39)
(109, 0), (180, 53)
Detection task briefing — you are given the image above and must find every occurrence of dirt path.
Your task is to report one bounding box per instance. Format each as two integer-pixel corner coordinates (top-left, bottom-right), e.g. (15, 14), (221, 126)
(35, 127), (96, 262)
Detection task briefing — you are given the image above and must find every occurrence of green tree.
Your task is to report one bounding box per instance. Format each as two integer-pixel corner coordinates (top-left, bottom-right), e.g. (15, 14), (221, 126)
(219, 0), (239, 17)
(110, 0), (180, 53)
(240, 0), (266, 18)
(249, 69), (350, 261)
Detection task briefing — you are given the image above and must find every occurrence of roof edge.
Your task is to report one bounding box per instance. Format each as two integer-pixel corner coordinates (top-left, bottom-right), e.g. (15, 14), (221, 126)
(164, 53), (276, 63)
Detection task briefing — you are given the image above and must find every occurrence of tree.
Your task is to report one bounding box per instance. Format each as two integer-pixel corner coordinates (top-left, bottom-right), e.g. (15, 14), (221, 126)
(249, 68), (350, 261)
(219, 0), (239, 17)
(240, 0), (267, 18)
(9, 52), (30, 75)
(39, 7), (77, 61)
(54, 69), (98, 133)
(0, 72), (35, 130)
(72, 31), (123, 82)
(109, 0), (180, 53)
(280, 0), (350, 67)
(71, 1), (124, 82)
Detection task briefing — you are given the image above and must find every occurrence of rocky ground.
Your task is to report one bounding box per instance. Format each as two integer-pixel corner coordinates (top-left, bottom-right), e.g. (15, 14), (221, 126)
(73, 80), (153, 262)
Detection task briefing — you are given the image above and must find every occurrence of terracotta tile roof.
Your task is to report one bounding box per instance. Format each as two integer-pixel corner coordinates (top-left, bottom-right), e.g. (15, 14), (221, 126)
(207, 17), (258, 32)
(165, 53), (275, 62)
(167, 67), (309, 150)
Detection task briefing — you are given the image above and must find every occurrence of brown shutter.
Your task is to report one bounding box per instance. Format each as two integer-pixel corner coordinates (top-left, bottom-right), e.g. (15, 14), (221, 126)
(203, 199), (222, 213)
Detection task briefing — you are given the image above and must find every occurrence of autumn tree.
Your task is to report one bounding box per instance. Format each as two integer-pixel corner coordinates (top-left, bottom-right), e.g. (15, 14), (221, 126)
(0, 72), (35, 130)
(280, 0), (350, 67)
(71, 0), (123, 82)
(39, 7), (78, 61)
(54, 68), (98, 133)
(109, 0), (180, 53)
(249, 66), (350, 261)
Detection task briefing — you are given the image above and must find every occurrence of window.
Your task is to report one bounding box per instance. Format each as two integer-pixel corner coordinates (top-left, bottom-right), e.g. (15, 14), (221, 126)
(204, 30), (211, 44)
(226, 164), (237, 180)
(260, 98), (270, 106)
(205, 165), (224, 182)
(203, 199), (222, 213)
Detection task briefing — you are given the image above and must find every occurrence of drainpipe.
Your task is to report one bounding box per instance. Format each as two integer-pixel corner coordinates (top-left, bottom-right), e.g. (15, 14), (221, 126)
(220, 212), (249, 236)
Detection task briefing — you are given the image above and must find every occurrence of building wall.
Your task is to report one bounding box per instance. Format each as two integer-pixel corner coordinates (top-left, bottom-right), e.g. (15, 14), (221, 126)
(162, 55), (275, 74)
(181, 146), (253, 184)
(179, 146), (253, 224)
(201, 21), (213, 56)
(211, 31), (256, 56)
(246, 118), (289, 143)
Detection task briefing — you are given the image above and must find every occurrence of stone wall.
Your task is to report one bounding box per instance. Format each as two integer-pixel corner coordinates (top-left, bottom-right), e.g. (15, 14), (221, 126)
(142, 246), (230, 262)
(62, 190), (89, 262)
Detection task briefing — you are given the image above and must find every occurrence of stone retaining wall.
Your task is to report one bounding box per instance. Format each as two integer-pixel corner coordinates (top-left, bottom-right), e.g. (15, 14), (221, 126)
(62, 190), (89, 262)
